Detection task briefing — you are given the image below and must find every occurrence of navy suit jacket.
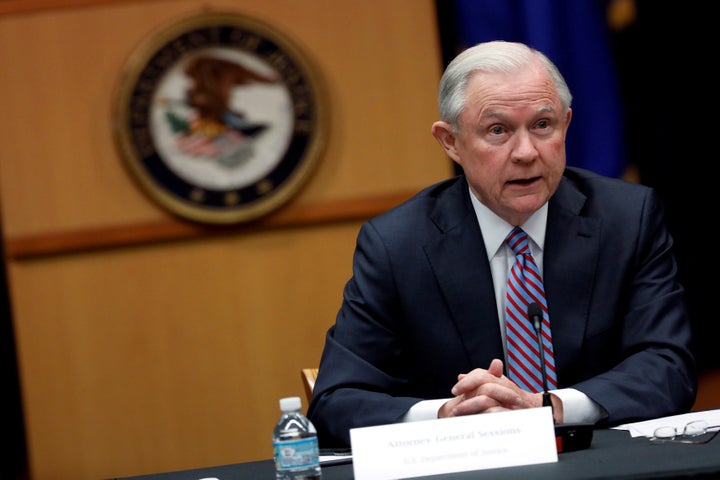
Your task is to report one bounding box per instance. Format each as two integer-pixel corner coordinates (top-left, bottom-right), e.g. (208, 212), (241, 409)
(307, 167), (696, 448)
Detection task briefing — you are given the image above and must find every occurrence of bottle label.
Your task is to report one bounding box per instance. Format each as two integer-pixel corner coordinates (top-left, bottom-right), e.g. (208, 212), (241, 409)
(274, 437), (320, 470)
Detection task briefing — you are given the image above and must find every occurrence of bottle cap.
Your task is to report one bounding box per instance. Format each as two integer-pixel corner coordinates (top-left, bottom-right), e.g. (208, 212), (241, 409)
(279, 396), (302, 412)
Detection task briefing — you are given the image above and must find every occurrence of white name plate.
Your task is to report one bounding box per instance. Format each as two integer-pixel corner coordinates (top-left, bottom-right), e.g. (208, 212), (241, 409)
(350, 407), (557, 480)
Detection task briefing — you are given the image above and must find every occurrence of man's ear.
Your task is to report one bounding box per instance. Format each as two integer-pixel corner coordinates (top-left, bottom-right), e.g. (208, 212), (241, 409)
(564, 108), (573, 131)
(431, 121), (460, 162)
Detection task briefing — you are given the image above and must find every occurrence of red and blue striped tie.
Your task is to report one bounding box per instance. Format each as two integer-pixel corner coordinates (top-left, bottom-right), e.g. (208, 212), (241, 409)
(505, 227), (557, 393)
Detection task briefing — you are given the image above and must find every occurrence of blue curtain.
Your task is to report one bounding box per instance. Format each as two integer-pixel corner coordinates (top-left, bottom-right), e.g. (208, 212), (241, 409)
(443, 0), (626, 178)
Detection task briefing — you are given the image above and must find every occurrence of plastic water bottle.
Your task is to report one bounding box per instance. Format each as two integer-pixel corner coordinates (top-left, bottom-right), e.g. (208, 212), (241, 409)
(272, 396), (322, 480)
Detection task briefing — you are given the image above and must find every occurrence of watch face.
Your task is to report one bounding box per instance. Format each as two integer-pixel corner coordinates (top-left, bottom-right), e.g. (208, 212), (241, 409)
(113, 11), (327, 224)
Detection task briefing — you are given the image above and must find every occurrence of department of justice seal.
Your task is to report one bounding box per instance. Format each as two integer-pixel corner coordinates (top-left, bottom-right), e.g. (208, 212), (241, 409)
(112, 11), (327, 224)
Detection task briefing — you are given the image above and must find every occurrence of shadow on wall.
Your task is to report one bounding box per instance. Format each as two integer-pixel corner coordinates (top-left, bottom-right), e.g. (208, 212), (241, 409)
(1, 225), (28, 480)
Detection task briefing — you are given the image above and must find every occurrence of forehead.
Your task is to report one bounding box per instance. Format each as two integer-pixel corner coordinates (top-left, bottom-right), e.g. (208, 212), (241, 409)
(464, 66), (561, 115)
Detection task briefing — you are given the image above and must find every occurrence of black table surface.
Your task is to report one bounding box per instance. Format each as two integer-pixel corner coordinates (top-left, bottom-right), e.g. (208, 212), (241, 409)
(111, 428), (720, 480)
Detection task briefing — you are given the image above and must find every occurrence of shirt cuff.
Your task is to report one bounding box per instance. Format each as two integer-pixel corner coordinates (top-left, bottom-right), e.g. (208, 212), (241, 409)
(400, 398), (449, 422)
(553, 388), (606, 424)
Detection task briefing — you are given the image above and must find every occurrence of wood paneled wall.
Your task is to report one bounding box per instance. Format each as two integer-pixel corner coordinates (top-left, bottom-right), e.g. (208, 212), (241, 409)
(0, 1), (451, 479)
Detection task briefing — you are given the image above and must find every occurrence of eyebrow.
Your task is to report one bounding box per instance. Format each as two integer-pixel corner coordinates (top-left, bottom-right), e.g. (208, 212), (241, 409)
(480, 103), (556, 120)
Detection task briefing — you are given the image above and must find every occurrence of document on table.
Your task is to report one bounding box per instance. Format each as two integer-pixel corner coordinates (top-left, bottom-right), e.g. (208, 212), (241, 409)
(613, 409), (720, 438)
(320, 449), (353, 466)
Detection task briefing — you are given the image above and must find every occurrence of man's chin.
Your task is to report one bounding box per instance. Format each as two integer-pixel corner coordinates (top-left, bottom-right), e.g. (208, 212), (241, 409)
(501, 196), (547, 222)
(512, 192), (547, 210)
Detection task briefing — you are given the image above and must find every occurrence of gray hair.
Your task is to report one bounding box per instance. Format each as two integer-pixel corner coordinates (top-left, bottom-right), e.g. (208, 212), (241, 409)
(438, 40), (572, 131)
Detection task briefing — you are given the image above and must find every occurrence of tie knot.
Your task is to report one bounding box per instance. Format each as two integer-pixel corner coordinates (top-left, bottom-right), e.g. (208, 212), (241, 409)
(505, 227), (530, 256)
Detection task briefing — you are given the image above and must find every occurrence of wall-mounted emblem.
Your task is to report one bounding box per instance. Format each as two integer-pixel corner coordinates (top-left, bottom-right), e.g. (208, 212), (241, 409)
(113, 11), (327, 224)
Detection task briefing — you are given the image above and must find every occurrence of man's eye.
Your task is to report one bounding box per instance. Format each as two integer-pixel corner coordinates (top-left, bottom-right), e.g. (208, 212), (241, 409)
(489, 125), (504, 135)
(536, 120), (549, 129)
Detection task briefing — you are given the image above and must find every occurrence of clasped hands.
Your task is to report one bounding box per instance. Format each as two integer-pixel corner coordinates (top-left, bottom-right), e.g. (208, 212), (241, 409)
(438, 358), (563, 424)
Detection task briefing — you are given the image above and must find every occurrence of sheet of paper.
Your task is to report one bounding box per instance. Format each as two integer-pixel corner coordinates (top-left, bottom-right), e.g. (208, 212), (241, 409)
(613, 408), (720, 438)
(350, 407), (557, 480)
(319, 453), (353, 466)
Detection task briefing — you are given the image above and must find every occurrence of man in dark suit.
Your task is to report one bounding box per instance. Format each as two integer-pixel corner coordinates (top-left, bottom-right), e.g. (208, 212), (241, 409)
(307, 40), (696, 448)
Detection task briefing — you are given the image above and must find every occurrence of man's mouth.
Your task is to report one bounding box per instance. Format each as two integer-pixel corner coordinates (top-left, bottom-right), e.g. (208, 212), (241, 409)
(508, 176), (540, 186)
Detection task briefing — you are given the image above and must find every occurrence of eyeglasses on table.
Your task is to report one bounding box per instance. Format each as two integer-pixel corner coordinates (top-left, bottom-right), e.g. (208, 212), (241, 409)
(650, 420), (720, 444)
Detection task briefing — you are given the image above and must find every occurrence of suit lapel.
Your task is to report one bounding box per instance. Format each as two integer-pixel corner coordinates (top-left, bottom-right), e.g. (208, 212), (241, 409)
(423, 179), (504, 368)
(544, 178), (601, 375)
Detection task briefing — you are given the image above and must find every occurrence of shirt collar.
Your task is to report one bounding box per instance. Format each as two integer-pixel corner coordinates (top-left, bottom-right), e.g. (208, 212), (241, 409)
(469, 188), (548, 259)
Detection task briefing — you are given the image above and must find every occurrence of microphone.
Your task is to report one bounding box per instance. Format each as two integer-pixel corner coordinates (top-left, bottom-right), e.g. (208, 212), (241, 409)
(527, 302), (594, 453)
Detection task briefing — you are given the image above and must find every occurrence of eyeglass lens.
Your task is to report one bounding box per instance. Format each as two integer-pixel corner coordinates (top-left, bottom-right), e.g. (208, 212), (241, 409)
(652, 420), (720, 444)
(654, 420), (708, 440)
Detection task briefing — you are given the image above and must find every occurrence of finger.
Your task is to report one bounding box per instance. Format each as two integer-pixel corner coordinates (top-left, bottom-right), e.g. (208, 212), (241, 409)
(452, 394), (501, 416)
(453, 359), (505, 395)
(481, 383), (523, 408)
(451, 368), (492, 395)
(487, 358), (504, 378)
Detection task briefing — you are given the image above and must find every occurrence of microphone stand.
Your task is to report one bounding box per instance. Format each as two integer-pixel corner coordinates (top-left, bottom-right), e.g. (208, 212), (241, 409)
(530, 307), (554, 410)
(527, 302), (594, 453)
